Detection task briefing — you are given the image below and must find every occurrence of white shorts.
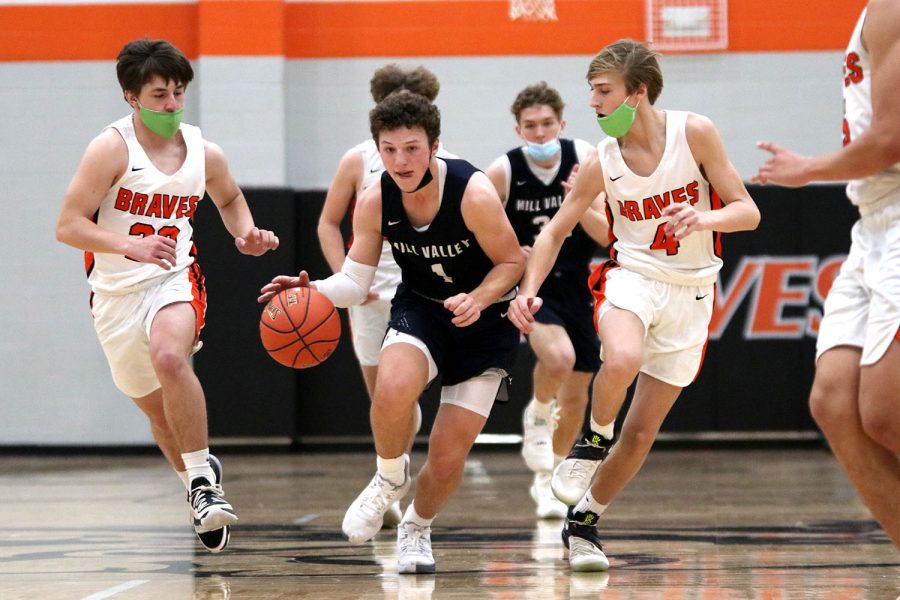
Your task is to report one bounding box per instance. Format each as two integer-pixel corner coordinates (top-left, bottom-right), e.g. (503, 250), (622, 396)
(348, 299), (392, 366)
(817, 200), (900, 365)
(595, 267), (714, 388)
(91, 267), (206, 398)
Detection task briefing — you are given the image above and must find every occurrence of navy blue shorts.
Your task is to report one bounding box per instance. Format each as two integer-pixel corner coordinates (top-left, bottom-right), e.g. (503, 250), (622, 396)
(389, 288), (520, 387)
(534, 267), (601, 373)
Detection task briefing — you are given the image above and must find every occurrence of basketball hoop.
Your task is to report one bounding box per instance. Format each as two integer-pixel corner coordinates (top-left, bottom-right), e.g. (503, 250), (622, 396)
(646, 0), (727, 51)
(510, 0), (557, 22)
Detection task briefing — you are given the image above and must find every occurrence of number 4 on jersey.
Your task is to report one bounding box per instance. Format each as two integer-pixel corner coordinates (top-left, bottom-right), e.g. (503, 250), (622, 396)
(650, 223), (679, 255)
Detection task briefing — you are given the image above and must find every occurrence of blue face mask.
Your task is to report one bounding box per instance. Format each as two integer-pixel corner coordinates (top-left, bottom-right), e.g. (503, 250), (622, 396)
(525, 138), (561, 161)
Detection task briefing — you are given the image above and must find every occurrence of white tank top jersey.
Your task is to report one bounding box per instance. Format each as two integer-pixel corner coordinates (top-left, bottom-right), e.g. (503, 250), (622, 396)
(597, 110), (723, 287)
(843, 7), (900, 214)
(86, 116), (205, 294)
(349, 138), (453, 299)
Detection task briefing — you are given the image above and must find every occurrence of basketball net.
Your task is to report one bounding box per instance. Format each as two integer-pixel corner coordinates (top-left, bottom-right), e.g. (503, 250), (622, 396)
(509, 0), (557, 21)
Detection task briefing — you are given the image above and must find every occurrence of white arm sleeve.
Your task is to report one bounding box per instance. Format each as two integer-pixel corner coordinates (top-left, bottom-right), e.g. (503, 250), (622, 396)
(312, 256), (377, 308)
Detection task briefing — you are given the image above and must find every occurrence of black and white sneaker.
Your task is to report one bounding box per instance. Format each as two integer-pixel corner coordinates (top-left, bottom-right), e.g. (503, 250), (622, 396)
(196, 455), (231, 553)
(190, 466), (238, 535)
(551, 431), (613, 505)
(562, 506), (609, 571)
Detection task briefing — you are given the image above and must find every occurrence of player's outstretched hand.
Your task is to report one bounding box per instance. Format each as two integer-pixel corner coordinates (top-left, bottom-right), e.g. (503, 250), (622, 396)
(236, 227), (280, 256)
(752, 141), (810, 187)
(258, 271), (312, 303)
(444, 293), (481, 328)
(126, 234), (177, 270)
(507, 294), (542, 334)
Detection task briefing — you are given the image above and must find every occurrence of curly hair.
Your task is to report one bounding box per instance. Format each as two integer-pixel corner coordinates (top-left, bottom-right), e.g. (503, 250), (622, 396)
(370, 64), (440, 103)
(369, 90), (441, 146)
(510, 81), (565, 122)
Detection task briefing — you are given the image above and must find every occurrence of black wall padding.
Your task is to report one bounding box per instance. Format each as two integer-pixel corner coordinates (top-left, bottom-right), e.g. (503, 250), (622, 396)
(195, 185), (858, 440)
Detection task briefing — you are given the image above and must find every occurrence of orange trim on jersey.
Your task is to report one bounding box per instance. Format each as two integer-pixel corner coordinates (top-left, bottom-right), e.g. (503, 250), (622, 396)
(603, 202), (618, 263)
(710, 186), (724, 259)
(587, 259), (619, 334)
(188, 261), (208, 340)
(0, 0), (862, 61)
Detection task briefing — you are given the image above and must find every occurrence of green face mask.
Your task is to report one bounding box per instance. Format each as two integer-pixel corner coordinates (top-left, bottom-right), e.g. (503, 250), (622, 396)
(596, 96), (639, 138)
(138, 104), (184, 138)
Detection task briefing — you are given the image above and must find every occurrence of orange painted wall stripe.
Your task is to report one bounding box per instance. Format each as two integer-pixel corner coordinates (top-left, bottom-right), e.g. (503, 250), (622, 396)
(0, 4), (197, 61)
(0, 0), (865, 62)
(198, 0), (284, 56)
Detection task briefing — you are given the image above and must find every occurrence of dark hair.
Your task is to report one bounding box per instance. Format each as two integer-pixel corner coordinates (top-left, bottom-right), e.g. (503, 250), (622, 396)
(370, 64), (440, 103)
(116, 38), (194, 96)
(370, 91), (441, 146)
(586, 38), (663, 104)
(510, 81), (565, 122)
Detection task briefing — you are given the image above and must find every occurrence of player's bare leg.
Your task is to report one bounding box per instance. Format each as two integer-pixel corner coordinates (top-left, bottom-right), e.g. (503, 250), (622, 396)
(590, 374), (681, 504)
(554, 371), (593, 456)
(342, 342), (426, 544)
(150, 301), (236, 534)
(413, 403), (487, 518)
(149, 302), (209, 454)
(553, 309), (639, 505)
(811, 345), (900, 547)
(133, 389), (184, 470)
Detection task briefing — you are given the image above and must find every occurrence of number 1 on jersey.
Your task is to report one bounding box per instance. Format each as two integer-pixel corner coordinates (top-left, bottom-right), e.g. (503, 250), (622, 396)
(431, 263), (453, 283)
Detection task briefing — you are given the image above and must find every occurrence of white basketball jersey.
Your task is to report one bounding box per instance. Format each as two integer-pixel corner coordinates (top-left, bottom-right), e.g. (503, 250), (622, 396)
(598, 110), (723, 286)
(843, 8), (900, 213)
(87, 116), (205, 294)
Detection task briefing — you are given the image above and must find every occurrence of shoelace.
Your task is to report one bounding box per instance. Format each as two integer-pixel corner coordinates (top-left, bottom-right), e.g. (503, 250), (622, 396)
(191, 483), (226, 511)
(399, 524), (430, 555)
(358, 475), (400, 517)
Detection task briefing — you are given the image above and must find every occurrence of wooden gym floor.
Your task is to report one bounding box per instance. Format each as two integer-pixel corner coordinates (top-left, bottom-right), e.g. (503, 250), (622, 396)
(0, 447), (897, 599)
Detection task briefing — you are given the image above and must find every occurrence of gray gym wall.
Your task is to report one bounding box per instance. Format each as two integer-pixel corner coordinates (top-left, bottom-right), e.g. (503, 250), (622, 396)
(0, 51), (841, 445)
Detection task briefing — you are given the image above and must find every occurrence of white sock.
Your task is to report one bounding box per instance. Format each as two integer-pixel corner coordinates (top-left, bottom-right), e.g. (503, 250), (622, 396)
(402, 502), (434, 527)
(177, 470), (190, 490)
(529, 397), (553, 419)
(574, 490), (608, 517)
(181, 449), (215, 487)
(377, 454), (409, 486)
(590, 416), (615, 440)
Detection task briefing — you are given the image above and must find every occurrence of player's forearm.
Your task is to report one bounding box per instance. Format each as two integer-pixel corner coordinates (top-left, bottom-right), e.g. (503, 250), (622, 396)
(56, 215), (131, 255)
(518, 230), (564, 297)
(705, 199), (760, 233)
(809, 127), (900, 182)
(317, 221), (348, 273)
(470, 259), (525, 309)
(579, 207), (610, 247)
(217, 195), (256, 240)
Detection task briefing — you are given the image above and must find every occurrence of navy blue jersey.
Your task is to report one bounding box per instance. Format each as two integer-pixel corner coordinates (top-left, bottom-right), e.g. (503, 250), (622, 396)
(381, 158), (496, 300)
(504, 139), (597, 271)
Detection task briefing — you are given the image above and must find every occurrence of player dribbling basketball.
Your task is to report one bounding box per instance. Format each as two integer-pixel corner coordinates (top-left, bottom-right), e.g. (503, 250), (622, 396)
(259, 91), (524, 573)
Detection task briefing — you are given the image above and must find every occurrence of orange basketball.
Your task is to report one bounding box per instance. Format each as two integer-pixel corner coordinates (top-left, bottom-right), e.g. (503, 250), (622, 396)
(259, 287), (341, 368)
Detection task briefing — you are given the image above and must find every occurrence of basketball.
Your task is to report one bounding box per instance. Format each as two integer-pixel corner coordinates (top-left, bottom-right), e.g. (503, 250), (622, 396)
(259, 287), (341, 368)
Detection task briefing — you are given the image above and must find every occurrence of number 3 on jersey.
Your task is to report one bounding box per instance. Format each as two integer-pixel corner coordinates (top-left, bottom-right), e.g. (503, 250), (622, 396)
(650, 223), (679, 255)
